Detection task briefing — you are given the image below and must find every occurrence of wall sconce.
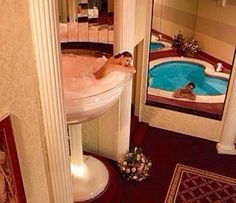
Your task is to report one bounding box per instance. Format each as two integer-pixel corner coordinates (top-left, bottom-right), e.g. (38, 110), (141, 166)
(217, 0), (227, 7)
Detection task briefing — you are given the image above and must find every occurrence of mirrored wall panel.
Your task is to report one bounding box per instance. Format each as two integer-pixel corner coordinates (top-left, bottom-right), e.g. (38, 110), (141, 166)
(146, 0), (236, 120)
(58, 0), (114, 44)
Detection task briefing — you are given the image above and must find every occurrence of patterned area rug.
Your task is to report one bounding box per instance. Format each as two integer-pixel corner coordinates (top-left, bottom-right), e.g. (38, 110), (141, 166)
(165, 164), (236, 203)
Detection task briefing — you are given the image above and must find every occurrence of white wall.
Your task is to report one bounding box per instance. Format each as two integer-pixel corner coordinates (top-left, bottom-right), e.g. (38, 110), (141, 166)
(194, 0), (236, 64)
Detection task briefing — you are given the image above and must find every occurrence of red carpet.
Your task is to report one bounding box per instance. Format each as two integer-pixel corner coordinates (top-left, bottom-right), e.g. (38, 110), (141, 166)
(121, 125), (236, 203)
(165, 164), (236, 202)
(130, 121), (149, 148)
(130, 115), (139, 135)
(87, 114), (236, 203)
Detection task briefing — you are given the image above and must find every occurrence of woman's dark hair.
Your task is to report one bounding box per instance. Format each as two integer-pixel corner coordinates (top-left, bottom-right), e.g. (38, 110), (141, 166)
(114, 51), (133, 59)
(187, 82), (195, 89)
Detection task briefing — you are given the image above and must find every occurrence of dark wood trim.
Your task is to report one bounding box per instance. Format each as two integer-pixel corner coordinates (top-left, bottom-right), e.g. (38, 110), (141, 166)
(61, 42), (113, 55)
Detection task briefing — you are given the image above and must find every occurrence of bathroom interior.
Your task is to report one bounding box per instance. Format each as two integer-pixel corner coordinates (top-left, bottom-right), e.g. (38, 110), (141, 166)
(0, 0), (236, 202)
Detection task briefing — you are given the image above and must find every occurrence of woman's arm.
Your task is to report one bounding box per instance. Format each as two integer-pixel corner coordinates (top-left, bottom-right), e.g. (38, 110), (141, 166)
(109, 64), (136, 73)
(173, 89), (183, 98)
(126, 64), (136, 73)
(173, 89), (196, 100)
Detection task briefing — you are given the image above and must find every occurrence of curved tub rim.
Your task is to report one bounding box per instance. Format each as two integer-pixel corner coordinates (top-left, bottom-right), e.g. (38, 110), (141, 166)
(65, 73), (131, 101)
(148, 87), (226, 103)
(64, 73), (132, 124)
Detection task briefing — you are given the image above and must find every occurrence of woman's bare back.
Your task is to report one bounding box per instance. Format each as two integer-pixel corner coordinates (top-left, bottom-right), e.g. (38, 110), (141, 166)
(94, 56), (135, 79)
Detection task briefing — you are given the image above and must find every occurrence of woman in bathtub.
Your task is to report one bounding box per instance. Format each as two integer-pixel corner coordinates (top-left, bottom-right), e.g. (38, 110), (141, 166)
(93, 51), (136, 79)
(61, 51), (135, 91)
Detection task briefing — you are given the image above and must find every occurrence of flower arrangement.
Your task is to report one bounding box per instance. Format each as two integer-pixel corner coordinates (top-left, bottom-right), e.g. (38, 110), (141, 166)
(172, 32), (184, 49)
(180, 39), (201, 56)
(172, 32), (201, 56)
(118, 147), (152, 182)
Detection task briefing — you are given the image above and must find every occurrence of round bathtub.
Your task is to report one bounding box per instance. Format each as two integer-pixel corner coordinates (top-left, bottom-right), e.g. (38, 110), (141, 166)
(148, 57), (230, 103)
(62, 54), (130, 123)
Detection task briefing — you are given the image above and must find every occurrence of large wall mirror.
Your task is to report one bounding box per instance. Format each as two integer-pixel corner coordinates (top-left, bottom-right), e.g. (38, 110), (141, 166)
(146, 0), (236, 120)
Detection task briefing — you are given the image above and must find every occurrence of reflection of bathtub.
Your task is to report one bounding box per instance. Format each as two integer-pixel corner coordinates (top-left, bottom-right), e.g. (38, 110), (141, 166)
(148, 57), (230, 103)
(59, 23), (113, 44)
(62, 54), (130, 123)
(150, 34), (172, 51)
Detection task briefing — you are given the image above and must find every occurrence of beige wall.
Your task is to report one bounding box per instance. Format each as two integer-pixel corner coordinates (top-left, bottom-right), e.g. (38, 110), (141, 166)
(194, 0), (236, 64)
(152, 0), (198, 38)
(0, 1), (51, 203)
(138, 0), (236, 142)
(134, 0), (149, 46)
(108, 0), (114, 13)
(151, 0), (236, 64)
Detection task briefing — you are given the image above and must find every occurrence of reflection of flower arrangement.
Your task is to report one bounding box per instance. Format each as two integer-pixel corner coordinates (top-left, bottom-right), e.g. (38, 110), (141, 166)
(118, 147), (152, 182)
(172, 32), (184, 49)
(172, 32), (201, 56)
(180, 39), (201, 55)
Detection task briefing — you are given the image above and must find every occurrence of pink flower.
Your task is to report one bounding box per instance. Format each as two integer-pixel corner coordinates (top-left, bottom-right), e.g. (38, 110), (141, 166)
(132, 167), (136, 173)
(118, 147), (152, 182)
(126, 168), (130, 173)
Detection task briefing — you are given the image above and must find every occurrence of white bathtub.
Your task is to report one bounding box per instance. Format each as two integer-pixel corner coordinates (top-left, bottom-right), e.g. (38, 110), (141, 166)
(62, 54), (130, 123)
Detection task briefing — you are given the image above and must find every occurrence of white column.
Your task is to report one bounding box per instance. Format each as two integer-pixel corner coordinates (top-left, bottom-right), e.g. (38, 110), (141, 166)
(114, 0), (136, 53)
(58, 0), (68, 23)
(28, 0), (73, 202)
(114, 0), (136, 157)
(217, 63), (236, 155)
(118, 80), (133, 156)
(68, 0), (77, 22)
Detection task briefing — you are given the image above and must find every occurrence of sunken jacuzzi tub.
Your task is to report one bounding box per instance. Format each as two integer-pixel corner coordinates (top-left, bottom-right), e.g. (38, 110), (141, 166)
(148, 57), (230, 103)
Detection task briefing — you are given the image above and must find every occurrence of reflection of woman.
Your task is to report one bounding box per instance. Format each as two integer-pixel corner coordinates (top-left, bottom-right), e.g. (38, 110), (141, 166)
(173, 82), (196, 100)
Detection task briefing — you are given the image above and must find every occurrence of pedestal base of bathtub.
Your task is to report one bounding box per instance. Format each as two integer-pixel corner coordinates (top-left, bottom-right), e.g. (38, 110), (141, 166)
(72, 155), (109, 202)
